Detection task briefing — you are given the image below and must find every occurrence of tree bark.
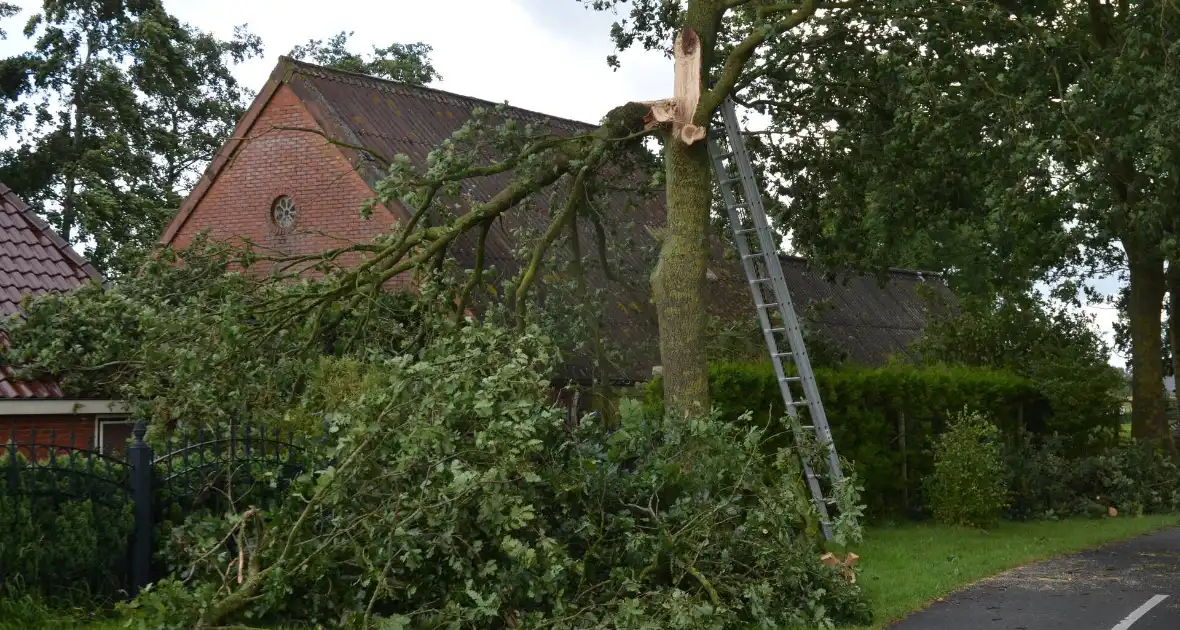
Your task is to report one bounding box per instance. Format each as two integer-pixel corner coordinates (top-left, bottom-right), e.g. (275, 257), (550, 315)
(1169, 261), (1179, 401)
(650, 4), (721, 418)
(1126, 250), (1170, 442)
(654, 137), (713, 417)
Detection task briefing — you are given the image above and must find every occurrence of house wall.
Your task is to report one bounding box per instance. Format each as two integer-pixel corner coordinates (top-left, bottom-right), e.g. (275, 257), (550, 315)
(169, 84), (411, 289)
(3, 415), (97, 453)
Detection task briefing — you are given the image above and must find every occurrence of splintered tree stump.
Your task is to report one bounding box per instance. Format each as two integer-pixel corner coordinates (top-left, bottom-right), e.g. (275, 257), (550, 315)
(638, 29), (707, 145)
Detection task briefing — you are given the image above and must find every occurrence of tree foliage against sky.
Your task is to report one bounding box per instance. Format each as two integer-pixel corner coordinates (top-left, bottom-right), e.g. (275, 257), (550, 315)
(289, 31), (440, 85)
(745, 0), (1179, 440)
(0, 0), (261, 276)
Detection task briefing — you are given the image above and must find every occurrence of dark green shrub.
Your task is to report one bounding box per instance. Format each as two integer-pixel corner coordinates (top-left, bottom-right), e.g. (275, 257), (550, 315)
(1003, 432), (1076, 520)
(0, 450), (133, 603)
(915, 294), (1124, 446)
(648, 362), (1045, 518)
(925, 409), (1009, 527)
(1069, 441), (1180, 517)
(1004, 432), (1180, 519)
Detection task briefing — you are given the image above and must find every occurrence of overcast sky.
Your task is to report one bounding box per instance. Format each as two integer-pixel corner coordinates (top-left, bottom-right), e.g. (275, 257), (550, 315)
(0, 0), (1128, 365)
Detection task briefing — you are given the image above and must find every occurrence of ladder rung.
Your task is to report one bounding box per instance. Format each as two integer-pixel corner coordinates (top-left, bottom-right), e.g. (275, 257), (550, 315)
(712, 97), (851, 542)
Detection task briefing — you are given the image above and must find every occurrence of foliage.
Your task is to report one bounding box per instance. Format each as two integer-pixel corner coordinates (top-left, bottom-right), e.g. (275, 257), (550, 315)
(925, 409), (1009, 528)
(289, 31), (440, 85)
(757, 0), (1178, 438)
(0, 1), (262, 275)
(1005, 431), (1180, 520)
(914, 293), (1124, 445)
(0, 450), (133, 602)
(1, 237), (431, 438)
(650, 362), (1044, 518)
(0, 586), (114, 630)
(121, 321), (870, 630)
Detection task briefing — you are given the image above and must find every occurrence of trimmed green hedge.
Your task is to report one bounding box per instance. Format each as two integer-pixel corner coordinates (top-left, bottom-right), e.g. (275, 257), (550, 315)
(648, 362), (1116, 519)
(0, 453), (133, 602)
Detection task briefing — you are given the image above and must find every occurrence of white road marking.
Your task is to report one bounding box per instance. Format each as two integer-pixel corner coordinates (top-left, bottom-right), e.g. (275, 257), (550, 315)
(1111, 595), (1169, 630)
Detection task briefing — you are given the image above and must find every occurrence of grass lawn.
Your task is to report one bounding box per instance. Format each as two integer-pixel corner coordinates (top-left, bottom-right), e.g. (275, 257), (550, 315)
(847, 514), (1179, 629)
(11, 515), (1176, 630)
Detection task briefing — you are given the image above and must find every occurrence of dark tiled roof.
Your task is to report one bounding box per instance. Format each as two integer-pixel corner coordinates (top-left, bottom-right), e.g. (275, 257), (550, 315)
(778, 257), (954, 365)
(170, 58), (953, 379)
(0, 184), (102, 398)
(705, 252), (954, 367)
(283, 57), (661, 280)
(281, 58), (665, 381)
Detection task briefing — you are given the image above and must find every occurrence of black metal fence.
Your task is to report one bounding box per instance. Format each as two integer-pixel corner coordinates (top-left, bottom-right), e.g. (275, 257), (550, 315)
(1, 419), (319, 600)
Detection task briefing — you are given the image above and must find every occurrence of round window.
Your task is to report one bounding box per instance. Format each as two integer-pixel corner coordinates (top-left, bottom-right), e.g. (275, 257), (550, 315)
(271, 196), (297, 229)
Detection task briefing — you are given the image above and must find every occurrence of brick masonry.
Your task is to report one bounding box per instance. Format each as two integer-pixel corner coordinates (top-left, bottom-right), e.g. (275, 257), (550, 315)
(3, 416), (99, 454)
(169, 84), (412, 290)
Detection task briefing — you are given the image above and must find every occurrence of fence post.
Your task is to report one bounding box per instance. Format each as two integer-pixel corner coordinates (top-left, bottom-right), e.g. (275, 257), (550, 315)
(898, 411), (908, 512)
(128, 420), (153, 597)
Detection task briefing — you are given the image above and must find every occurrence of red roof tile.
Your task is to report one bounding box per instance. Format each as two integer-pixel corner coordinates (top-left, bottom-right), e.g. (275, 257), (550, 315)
(0, 183), (102, 398)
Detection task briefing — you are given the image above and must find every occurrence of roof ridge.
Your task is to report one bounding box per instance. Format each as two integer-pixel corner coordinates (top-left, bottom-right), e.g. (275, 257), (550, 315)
(279, 56), (597, 132)
(0, 182), (102, 282)
(776, 253), (944, 280)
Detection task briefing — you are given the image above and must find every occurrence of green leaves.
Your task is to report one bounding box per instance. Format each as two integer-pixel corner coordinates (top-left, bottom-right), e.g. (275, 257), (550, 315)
(915, 293), (1124, 445)
(926, 409), (1010, 528)
(289, 32), (440, 85)
(0, 0), (262, 276)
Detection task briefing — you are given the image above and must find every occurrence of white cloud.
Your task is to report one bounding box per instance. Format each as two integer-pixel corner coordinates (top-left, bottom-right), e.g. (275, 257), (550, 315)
(166, 0), (672, 124)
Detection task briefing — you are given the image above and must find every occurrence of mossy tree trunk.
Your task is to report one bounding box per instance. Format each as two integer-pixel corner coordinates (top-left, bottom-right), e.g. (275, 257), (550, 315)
(652, 2), (721, 418)
(1168, 262), (1179, 428)
(655, 138), (714, 417)
(1127, 247), (1171, 443)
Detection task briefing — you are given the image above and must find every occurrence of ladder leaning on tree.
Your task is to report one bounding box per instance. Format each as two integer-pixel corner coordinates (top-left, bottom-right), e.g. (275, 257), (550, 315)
(706, 97), (852, 541)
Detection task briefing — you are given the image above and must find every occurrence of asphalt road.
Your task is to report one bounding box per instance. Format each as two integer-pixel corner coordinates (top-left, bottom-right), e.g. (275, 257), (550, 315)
(891, 527), (1180, 630)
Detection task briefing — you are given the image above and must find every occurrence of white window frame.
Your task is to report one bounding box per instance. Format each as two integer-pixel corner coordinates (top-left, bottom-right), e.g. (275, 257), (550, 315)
(95, 415), (134, 453)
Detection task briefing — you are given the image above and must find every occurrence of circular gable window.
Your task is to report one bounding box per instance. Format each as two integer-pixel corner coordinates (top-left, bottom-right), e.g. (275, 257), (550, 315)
(271, 196), (297, 230)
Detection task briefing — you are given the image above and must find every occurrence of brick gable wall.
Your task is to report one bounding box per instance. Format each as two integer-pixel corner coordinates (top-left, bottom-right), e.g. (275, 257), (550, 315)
(170, 85), (411, 289)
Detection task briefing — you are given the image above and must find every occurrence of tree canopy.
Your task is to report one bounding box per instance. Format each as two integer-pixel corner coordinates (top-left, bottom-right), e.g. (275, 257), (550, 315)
(289, 31), (441, 85)
(0, 0), (261, 275)
(741, 0), (1179, 441)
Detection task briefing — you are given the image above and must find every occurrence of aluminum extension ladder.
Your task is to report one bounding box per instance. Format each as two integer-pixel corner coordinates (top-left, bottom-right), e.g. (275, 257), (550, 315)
(706, 97), (851, 540)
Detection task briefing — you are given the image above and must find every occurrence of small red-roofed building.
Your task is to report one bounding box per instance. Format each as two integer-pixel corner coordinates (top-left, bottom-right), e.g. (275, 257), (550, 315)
(0, 183), (130, 455)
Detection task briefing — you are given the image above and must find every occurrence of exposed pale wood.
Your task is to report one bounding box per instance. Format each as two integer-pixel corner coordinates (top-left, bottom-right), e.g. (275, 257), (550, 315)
(639, 29), (706, 145)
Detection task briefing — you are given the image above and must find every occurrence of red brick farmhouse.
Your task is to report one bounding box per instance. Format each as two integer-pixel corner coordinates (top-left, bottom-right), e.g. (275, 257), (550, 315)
(0, 184), (131, 453)
(160, 57), (953, 385)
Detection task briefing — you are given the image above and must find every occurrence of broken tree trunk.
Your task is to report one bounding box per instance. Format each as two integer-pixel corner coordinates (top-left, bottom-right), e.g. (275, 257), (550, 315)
(644, 27), (715, 418)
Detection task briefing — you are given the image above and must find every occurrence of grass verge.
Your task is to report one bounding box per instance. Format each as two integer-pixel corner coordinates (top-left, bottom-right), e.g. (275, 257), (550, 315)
(847, 514), (1178, 629)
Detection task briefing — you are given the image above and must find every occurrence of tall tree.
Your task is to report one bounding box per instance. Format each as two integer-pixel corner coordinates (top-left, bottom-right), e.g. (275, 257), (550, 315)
(0, 0), (261, 276)
(289, 31), (440, 85)
(265, 0), (897, 417)
(755, 0), (1180, 441)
